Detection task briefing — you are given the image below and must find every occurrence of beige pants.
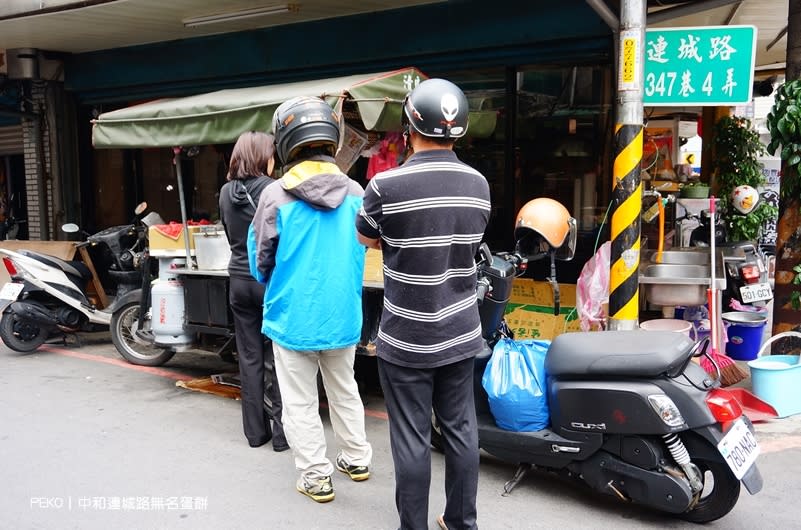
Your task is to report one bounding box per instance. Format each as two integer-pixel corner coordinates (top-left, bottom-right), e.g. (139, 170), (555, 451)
(272, 343), (372, 479)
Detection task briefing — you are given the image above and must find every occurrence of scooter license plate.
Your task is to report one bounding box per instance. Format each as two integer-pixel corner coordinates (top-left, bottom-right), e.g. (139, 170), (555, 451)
(0, 282), (24, 301)
(717, 418), (760, 480)
(739, 282), (772, 303)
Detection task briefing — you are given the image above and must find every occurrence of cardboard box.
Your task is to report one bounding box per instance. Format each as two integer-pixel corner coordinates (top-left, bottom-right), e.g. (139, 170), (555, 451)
(149, 224), (205, 256)
(355, 255), (581, 340)
(363, 248), (384, 288)
(505, 278), (581, 340)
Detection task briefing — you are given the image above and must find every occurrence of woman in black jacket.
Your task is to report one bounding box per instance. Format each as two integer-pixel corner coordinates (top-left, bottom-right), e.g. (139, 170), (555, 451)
(219, 131), (287, 451)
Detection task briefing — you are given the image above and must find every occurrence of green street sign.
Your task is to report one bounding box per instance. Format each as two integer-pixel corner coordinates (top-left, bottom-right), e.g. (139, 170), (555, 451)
(643, 25), (756, 106)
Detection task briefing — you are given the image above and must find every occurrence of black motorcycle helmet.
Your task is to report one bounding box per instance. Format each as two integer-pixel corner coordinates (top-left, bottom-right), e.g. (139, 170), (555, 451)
(272, 96), (340, 165)
(402, 78), (469, 139)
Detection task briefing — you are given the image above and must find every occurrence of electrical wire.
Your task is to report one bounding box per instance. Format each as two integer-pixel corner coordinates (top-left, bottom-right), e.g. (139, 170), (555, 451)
(563, 198), (615, 332)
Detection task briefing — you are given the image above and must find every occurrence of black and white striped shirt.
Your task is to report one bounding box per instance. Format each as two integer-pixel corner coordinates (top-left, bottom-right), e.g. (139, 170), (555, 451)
(357, 149), (491, 368)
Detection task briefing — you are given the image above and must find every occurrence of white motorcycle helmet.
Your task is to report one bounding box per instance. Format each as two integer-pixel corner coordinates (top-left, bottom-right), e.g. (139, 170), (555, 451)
(731, 185), (760, 214)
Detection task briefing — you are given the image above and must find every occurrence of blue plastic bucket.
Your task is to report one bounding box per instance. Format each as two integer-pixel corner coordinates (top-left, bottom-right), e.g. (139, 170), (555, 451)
(722, 311), (767, 361)
(747, 355), (801, 418)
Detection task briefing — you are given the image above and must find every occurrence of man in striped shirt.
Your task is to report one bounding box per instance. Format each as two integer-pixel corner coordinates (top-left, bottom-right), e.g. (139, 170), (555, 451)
(357, 79), (490, 530)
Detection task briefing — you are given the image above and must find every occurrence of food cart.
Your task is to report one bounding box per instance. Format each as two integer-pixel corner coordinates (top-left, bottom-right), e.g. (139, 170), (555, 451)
(91, 68), (425, 365)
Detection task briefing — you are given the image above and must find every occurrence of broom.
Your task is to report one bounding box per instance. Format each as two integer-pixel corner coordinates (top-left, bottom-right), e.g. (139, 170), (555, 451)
(699, 196), (748, 386)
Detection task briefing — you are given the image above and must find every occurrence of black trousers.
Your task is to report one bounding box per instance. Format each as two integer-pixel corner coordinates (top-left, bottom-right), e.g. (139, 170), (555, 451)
(229, 276), (285, 447)
(378, 356), (479, 530)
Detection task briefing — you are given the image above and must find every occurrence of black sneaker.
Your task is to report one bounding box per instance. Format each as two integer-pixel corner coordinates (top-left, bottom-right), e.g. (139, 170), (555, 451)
(335, 452), (370, 482)
(296, 475), (335, 503)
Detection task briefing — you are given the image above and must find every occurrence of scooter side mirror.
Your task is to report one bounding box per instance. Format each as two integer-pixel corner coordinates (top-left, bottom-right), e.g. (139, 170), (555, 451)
(62, 223), (80, 234)
(477, 242), (492, 266)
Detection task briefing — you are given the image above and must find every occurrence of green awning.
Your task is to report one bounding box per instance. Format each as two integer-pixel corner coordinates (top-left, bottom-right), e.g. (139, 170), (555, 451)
(91, 67), (496, 148)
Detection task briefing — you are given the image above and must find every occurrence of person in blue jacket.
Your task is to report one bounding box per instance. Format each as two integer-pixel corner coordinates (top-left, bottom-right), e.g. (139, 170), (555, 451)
(248, 96), (372, 503)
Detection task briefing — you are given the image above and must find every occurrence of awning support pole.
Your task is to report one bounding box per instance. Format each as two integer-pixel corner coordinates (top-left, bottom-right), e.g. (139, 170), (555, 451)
(585, 0), (619, 30)
(173, 147), (194, 269)
(608, 0), (645, 331)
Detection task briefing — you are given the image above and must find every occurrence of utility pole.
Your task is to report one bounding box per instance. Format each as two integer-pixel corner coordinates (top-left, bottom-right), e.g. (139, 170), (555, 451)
(608, 0), (646, 331)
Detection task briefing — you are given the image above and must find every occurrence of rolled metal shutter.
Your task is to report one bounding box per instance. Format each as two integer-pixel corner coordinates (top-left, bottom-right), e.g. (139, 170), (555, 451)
(0, 125), (24, 155)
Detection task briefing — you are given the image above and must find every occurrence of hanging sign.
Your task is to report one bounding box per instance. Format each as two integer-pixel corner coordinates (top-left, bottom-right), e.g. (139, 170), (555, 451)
(643, 25), (756, 106)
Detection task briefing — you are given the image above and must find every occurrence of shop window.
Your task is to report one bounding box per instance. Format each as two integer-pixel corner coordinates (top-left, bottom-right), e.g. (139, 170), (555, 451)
(435, 64), (611, 269)
(138, 146), (228, 223)
(92, 148), (127, 228)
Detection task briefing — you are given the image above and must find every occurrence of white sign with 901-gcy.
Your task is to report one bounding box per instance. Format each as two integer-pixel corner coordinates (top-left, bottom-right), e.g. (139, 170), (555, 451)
(739, 282), (772, 303)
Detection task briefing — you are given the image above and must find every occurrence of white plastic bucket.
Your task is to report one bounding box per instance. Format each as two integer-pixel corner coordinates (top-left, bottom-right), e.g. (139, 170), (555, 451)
(640, 318), (697, 340)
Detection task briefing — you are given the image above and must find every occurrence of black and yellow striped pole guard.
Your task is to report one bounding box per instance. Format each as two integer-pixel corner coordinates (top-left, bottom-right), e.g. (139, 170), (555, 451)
(608, 124), (642, 329)
(608, 0), (646, 331)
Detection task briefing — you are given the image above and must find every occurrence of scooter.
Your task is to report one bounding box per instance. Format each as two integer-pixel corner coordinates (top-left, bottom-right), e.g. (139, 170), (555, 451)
(2, 197), (28, 241)
(0, 216), (25, 240)
(432, 200), (763, 524)
(721, 241), (773, 308)
(0, 203), (162, 352)
(689, 210), (773, 308)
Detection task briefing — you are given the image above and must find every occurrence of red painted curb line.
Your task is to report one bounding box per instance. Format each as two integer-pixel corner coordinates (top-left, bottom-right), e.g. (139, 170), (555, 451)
(41, 345), (196, 381)
(39, 344), (390, 420)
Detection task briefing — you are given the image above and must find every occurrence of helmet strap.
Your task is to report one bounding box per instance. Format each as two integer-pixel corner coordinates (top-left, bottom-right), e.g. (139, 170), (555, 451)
(547, 251), (560, 316)
(402, 121), (414, 159)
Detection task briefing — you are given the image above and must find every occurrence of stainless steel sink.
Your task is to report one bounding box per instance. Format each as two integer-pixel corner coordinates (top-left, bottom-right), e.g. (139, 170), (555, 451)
(644, 264), (710, 279)
(639, 249), (725, 306)
(651, 249), (710, 266)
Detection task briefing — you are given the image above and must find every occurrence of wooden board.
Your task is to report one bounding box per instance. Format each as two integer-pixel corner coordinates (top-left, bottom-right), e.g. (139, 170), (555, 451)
(78, 246), (109, 309)
(0, 240), (77, 260)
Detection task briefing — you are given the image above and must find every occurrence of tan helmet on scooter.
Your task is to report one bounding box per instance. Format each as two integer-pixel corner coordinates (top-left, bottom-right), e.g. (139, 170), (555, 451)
(514, 198), (577, 261)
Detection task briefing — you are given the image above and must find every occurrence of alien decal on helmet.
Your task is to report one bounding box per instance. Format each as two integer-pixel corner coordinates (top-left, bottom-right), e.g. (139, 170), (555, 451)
(441, 94), (459, 121)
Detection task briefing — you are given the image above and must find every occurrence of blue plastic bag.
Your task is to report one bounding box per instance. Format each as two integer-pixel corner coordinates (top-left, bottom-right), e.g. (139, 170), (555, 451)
(482, 338), (550, 432)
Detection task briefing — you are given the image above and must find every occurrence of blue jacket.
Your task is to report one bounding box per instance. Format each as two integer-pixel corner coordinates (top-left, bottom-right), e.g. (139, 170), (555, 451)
(248, 156), (365, 350)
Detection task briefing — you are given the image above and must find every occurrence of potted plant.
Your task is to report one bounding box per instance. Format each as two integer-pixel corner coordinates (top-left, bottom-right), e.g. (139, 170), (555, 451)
(711, 115), (777, 241)
(679, 181), (710, 198)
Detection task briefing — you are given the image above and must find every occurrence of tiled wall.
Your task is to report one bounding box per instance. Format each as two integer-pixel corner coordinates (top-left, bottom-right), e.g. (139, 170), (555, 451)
(20, 81), (54, 240)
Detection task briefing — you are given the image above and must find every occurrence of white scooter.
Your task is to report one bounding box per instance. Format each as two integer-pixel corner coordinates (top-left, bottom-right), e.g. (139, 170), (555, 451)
(0, 204), (162, 352)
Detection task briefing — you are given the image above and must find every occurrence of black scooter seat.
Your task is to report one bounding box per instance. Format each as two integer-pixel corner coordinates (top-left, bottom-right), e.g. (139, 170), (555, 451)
(546, 330), (694, 378)
(20, 250), (92, 280)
